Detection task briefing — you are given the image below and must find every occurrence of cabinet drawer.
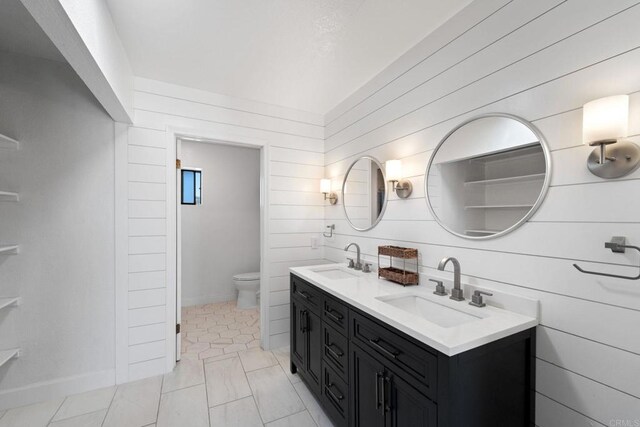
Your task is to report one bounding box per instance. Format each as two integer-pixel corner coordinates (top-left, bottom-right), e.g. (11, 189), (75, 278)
(323, 323), (348, 380)
(350, 311), (438, 400)
(323, 294), (349, 334)
(291, 275), (323, 314)
(322, 362), (349, 427)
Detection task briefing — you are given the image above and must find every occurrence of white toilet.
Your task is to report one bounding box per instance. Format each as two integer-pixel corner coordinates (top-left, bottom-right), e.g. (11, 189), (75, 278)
(233, 272), (260, 309)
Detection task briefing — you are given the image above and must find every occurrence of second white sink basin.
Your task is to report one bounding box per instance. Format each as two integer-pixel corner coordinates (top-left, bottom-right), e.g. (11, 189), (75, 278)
(311, 267), (359, 280)
(376, 294), (484, 328)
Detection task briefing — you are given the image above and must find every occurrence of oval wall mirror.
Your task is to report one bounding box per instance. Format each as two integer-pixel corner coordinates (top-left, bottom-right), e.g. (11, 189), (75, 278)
(342, 156), (388, 231)
(425, 113), (551, 239)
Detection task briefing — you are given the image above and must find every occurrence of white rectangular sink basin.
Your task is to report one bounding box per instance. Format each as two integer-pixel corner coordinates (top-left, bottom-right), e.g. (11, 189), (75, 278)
(376, 294), (484, 328)
(312, 268), (359, 281)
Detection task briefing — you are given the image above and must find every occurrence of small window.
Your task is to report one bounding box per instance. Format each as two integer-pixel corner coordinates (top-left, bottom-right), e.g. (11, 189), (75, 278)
(181, 169), (202, 205)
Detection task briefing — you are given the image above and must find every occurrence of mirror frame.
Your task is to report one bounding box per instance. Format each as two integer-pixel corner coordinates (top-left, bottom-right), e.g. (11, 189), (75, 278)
(424, 113), (552, 240)
(342, 156), (388, 232)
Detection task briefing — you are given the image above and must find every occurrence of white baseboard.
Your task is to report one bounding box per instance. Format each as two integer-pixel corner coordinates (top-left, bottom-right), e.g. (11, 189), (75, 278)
(0, 369), (115, 411)
(181, 292), (237, 307)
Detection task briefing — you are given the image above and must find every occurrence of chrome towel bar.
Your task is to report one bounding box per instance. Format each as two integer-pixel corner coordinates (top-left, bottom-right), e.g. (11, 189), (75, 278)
(573, 236), (640, 280)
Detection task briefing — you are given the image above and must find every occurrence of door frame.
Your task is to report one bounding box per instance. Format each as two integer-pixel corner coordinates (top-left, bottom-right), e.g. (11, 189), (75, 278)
(165, 126), (270, 372)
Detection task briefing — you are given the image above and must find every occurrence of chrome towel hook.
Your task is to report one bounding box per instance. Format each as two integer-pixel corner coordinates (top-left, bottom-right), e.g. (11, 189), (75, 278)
(573, 236), (640, 280)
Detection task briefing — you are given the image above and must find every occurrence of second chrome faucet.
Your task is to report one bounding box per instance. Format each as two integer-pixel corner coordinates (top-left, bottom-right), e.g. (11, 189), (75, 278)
(437, 256), (464, 301)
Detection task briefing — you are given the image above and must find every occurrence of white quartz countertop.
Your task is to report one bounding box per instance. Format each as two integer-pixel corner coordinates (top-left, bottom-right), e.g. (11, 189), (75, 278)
(290, 263), (539, 356)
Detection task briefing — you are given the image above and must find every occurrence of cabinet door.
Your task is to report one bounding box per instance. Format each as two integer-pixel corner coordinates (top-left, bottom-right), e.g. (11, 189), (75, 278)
(305, 309), (323, 394)
(291, 298), (306, 372)
(351, 344), (385, 427)
(385, 373), (437, 427)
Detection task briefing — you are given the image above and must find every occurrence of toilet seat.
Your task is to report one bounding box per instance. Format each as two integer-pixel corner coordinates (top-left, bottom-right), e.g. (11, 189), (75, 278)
(233, 272), (260, 281)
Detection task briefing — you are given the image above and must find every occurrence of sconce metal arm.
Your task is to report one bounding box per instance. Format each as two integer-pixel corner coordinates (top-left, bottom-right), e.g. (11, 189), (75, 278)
(573, 236), (640, 280)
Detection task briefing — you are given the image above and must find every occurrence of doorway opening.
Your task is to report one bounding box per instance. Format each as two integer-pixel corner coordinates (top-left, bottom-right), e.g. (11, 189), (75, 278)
(174, 136), (264, 362)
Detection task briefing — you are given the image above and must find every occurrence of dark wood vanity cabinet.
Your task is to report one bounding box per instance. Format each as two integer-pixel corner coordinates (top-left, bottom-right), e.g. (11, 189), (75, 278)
(290, 273), (535, 427)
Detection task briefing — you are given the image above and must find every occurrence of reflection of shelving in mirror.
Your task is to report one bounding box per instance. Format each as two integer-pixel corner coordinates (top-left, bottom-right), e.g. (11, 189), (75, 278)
(0, 191), (19, 202)
(465, 204), (534, 209)
(465, 229), (500, 236)
(427, 115), (549, 239)
(0, 133), (19, 150)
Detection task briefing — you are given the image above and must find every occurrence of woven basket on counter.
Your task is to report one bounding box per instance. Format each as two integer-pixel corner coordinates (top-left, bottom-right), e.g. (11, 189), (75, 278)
(378, 245), (419, 286)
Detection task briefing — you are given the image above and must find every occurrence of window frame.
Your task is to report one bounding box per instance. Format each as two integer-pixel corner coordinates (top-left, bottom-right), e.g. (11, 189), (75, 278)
(181, 168), (202, 205)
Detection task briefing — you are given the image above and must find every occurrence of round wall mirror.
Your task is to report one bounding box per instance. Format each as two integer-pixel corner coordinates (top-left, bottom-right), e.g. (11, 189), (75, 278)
(425, 114), (551, 239)
(342, 156), (387, 231)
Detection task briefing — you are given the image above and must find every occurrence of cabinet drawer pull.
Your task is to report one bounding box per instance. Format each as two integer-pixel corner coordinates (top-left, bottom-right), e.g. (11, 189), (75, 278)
(375, 371), (384, 412)
(298, 291), (311, 300)
(300, 310), (308, 333)
(384, 376), (391, 413)
(325, 307), (344, 322)
(325, 342), (344, 358)
(369, 338), (400, 359)
(325, 383), (344, 401)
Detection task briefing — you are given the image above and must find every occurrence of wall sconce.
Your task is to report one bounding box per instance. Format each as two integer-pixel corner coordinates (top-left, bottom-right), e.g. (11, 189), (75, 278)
(583, 95), (639, 178)
(320, 179), (338, 205)
(385, 160), (412, 198)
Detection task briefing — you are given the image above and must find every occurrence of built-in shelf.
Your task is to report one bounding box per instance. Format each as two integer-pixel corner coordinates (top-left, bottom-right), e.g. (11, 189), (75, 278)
(464, 173), (545, 186)
(0, 297), (20, 311)
(0, 133), (19, 150)
(0, 245), (19, 255)
(465, 204), (533, 209)
(0, 191), (19, 202)
(0, 348), (20, 368)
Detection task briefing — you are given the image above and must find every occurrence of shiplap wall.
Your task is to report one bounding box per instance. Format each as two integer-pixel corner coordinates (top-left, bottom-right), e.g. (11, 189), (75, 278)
(118, 77), (325, 382)
(323, 0), (640, 425)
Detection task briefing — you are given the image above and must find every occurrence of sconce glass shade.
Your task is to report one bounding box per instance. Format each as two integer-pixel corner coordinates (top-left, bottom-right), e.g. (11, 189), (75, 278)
(583, 95), (629, 145)
(320, 178), (331, 193)
(385, 160), (402, 182)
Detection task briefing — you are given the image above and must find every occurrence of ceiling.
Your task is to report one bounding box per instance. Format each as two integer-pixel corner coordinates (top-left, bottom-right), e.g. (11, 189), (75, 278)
(0, 0), (65, 62)
(105, 0), (470, 114)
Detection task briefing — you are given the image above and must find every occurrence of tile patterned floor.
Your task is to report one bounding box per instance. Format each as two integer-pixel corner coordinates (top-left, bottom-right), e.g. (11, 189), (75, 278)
(180, 300), (262, 361)
(0, 301), (335, 427)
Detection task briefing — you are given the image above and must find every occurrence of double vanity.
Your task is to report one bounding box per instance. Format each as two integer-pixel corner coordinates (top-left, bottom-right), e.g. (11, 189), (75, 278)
(289, 263), (538, 427)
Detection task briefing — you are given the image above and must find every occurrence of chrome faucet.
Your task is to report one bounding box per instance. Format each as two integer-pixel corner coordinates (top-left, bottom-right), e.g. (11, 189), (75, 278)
(437, 257), (464, 301)
(344, 243), (362, 270)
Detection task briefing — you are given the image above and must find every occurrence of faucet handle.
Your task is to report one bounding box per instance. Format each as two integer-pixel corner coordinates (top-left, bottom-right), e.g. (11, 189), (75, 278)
(469, 290), (493, 307)
(429, 279), (446, 296)
(347, 258), (355, 268)
(363, 263), (372, 273)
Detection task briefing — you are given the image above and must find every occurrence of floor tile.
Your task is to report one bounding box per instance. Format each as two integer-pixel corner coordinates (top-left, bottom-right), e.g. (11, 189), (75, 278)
(246, 365), (305, 423)
(49, 409), (107, 427)
(198, 348), (224, 359)
(265, 410), (317, 427)
(204, 356), (252, 406)
(238, 347), (278, 372)
(294, 381), (336, 427)
(0, 399), (63, 427)
(224, 343), (247, 353)
(208, 396), (263, 427)
(103, 376), (162, 427)
(203, 352), (238, 364)
(162, 358), (205, 393)
(156, 385), (209, 427)
(51, 386), (115, 421)
(273, 346), (302, 384)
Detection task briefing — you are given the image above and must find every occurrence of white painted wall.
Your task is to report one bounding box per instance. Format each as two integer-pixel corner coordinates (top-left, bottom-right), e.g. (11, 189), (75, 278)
(117, 77), (325, 383)
(323, 0), (640, 424)
(0, 51), (115, 409)
(180, 141), (260, 307)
